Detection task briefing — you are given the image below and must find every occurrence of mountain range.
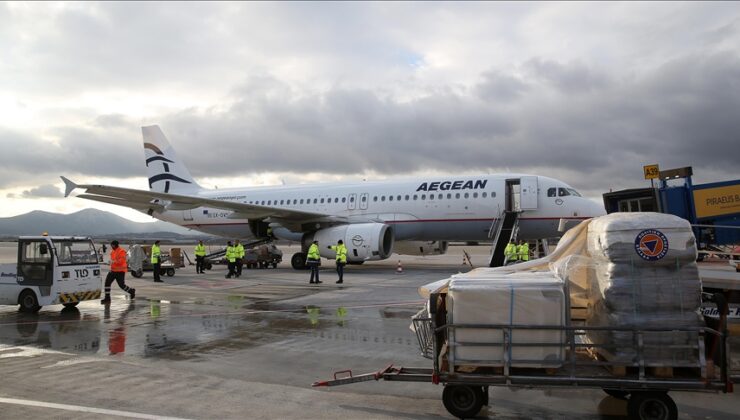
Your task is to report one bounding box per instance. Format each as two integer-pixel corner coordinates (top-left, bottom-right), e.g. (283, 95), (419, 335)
(0, 209), (195, 237)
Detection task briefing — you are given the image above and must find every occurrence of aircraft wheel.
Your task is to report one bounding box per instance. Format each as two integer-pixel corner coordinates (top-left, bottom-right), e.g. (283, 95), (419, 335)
(19, 290), (41, 313)
(291, 253), (308, 270)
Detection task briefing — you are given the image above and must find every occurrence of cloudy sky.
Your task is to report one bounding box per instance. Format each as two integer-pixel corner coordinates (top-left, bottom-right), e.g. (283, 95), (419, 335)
(1, 2), (739, 222)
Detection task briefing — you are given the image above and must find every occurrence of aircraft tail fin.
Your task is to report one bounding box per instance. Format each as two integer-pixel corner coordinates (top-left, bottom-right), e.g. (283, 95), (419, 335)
(142, 125), (202, 194)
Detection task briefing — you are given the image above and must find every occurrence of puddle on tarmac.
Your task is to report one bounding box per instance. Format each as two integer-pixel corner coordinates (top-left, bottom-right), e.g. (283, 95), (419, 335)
(0, 298), (423, 361)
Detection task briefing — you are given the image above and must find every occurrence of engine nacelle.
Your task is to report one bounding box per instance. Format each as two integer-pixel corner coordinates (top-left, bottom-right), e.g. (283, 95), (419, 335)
(304, 223), (394, 262)
(394, 240), (449, 256)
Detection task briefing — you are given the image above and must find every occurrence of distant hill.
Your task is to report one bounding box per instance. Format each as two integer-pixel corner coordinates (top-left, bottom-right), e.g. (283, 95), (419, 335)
(0, 209), (196, 237)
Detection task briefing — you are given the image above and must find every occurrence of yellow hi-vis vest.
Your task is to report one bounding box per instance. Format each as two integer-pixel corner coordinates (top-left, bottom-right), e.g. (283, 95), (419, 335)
(518, 243), (530, 261)
(307, 244), (320, 261)
(330, 244), (348, 263)
(225, 246), (236, 263)
(505, 243), (517, 261)
(151, 244), (161, 264)
(195, 244), (206, 257)
(236, 244), (245, 258)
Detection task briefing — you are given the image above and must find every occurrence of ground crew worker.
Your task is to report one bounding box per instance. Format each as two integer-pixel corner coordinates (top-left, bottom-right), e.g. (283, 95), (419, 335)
(101, 240), (135, 304)
(504, 240), (518, 264)
(307, 240), (322, 284)
(235, 240), (245, 277)
(518, 240), (530, 262)
(195, 240), (206, 274)
(225, 241), (237, 278)
(151, 240), (162, 282)
(328, 240), (348, 284)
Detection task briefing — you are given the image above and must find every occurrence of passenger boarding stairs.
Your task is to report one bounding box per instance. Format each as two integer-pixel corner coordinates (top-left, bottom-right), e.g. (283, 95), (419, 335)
(487, 210), (520, 267)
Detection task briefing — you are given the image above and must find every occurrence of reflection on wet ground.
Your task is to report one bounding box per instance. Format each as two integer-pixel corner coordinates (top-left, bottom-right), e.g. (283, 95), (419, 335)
(0, 295), (423, 362)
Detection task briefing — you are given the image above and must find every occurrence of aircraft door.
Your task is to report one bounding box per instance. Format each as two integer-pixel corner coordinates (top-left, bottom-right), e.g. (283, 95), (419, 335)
(17, 240), (53, 287)
(183, 209), (194, 221)
(520, 176), (539, 210)
(348, 193), (357, 210)
(359, 193), (369, 210)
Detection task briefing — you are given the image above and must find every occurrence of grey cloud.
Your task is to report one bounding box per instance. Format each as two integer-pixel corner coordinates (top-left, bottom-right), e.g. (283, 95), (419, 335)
(476, 70), (530, 103)
(0, 120), (143, 188)
(17, 184), (62, 199)
(159, 49), (739, 195)
(524, 59), (609, 94)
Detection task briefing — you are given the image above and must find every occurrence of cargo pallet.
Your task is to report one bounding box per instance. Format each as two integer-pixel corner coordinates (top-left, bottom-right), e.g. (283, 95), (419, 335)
(313, 293), (733, 420)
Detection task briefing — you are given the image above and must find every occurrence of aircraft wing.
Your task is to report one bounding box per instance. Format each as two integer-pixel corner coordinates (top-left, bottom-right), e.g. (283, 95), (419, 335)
(61, 176), (334, 224)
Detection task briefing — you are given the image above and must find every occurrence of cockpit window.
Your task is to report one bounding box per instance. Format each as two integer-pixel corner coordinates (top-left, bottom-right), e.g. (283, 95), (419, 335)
(547, 188), (556, 197)
(557, 188), (570, 197)
(567, 188), (582, 197)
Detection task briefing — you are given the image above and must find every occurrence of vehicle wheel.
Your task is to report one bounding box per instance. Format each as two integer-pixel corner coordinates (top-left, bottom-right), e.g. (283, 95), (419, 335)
(442, 385), (485, 419)
(131, 269), (143, 278)
(272, 263), (278, 268)
(603, 389), (630, 399)
(206, 262), (213, 270)
(63, 302), (79, 309)
(18, 290), (41, 313)
(347, 261), (364, 265)
(166, 268), (175, 277)
(291, 253), (308, 270)
(627, 392), (677, 420)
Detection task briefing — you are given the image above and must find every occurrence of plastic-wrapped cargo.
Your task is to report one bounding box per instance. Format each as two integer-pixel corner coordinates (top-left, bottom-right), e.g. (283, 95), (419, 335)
(588, 212), (698, 266)
(447, 273), (566, 368)
(584, 212), (703, 365)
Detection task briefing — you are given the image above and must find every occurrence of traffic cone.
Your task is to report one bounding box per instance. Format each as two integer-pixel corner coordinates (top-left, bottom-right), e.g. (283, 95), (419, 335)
(396, 260), (404, 274)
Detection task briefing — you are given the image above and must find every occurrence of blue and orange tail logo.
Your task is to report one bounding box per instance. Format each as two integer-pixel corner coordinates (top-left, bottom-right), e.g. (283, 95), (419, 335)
(634, 229), (669, 261)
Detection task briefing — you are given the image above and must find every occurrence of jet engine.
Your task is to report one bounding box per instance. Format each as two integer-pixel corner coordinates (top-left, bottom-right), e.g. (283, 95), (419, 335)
(394, 240), (449, 256)
(304, 223), (394, 262)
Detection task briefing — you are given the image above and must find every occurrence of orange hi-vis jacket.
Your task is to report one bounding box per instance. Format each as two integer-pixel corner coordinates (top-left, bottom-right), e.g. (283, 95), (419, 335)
(110, 247), (128, 272)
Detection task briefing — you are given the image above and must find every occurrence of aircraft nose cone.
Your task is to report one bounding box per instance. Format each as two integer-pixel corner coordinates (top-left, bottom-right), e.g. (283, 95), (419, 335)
(590, 199), (607, 216)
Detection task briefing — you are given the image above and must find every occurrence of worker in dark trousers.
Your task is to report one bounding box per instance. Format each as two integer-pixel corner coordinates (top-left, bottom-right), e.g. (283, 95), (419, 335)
(151, 240), (163, 282)
(101, 240), (135, 304)
(307, 240), (322, 284)
(225, 241), (237, 278)
(194, 240), (206, 274)
(328, 240), (348, 284)
(235, 240), (245, 278)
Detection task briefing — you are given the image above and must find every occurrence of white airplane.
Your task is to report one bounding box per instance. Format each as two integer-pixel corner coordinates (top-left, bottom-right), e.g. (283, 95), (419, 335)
(62, 125), (605, 269)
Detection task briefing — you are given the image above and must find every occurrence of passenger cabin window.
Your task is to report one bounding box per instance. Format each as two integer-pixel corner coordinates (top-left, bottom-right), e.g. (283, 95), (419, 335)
(373, 196), (377, 202)
(389, 196), (394, 201)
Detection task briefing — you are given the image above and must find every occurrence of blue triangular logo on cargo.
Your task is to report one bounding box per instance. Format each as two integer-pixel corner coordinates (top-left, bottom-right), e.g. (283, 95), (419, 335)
(643, 239), (658, 253)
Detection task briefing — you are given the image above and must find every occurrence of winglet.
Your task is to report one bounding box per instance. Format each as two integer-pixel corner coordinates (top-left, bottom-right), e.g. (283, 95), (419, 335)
(60, 176), (78, 197)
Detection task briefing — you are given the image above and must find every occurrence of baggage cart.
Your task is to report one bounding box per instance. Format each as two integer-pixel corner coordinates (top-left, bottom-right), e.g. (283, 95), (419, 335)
(313, 293), (733, 420)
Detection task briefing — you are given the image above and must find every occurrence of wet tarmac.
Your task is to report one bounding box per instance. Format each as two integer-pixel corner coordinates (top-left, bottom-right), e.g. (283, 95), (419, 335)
(0, 245), (738, 419)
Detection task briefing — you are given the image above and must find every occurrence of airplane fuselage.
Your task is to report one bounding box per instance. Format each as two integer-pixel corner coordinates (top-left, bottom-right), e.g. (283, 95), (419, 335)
(153, 174), (604, 242)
